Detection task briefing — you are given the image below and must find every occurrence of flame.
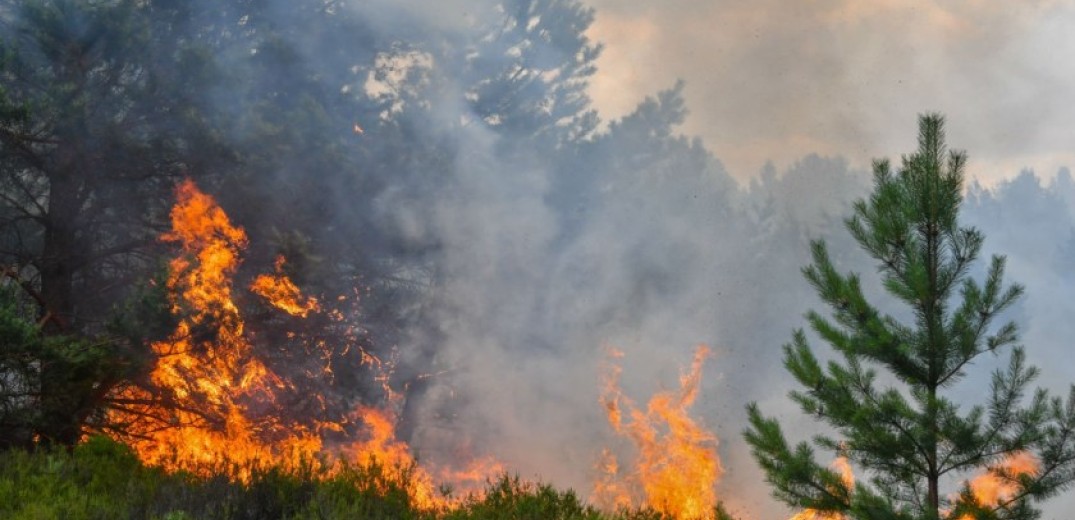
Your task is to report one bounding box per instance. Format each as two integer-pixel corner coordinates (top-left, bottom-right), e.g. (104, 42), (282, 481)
(340, 406), (444, 508)
(106, 179), (495, 509)
(783, 452), (1039, 520)
(594, 448), (634, 511)
(97, 178), (1045, 518)
(789, 457), (853, 520)
(108, 179), (323, 475)
(251, 256), (321, 317)
(957, 452), (1039, 519)
(594, 345), (721, 519)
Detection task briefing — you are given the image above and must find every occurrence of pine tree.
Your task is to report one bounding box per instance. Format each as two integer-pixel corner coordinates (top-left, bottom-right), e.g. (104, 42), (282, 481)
(0, 0), (227, 446)
(744, 114), (1075, 520)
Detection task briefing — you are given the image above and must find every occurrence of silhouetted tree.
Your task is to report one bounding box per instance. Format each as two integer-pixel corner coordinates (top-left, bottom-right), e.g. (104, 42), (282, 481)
(0, 0), (230, 445)
(0, 0), (227, 331)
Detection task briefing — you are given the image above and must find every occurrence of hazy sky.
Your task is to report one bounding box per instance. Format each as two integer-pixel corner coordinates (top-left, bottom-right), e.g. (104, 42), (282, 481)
(582, 0), (1075, 184)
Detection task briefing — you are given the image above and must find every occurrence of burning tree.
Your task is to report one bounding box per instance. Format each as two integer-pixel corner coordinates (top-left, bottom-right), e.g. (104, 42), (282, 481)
(745, 114), (1075, 519)
(0, 0), (609, 449)
(0, 0), (231, 447)
(99, 179), (499, 510)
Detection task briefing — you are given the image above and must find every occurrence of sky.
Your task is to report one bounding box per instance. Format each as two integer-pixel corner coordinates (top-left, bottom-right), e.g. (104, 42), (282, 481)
(582, 0), (1075, 185)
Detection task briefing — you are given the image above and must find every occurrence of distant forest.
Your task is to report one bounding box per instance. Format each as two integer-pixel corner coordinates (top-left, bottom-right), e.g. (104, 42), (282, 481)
(2, 1), (1075, 519)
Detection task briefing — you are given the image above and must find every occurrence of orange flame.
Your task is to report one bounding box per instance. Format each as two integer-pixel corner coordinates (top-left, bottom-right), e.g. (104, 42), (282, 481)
(957, 452), (1039, 520)
(341, 406), (444, 508)
(251, 255), (321, 317)
(594, 345), (722, 519)
(789, 457), (853, 520)
(785, 452), (1039, 520)
(109, 179), (323, 475)
(106, 179), (497, 509)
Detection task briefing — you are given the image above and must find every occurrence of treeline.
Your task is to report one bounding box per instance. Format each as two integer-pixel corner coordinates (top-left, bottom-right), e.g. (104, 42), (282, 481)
(0, 0), (609, 447)
(4, 1), (1075, 518)
(0, 0), (870, 451)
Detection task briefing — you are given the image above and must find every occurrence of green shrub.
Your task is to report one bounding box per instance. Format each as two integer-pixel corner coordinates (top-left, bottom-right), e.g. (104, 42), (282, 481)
(0, 436), (730, 519)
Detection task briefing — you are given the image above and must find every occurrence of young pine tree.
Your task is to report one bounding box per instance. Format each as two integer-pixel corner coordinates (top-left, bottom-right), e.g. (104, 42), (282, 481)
(744, 114), (1075, 520)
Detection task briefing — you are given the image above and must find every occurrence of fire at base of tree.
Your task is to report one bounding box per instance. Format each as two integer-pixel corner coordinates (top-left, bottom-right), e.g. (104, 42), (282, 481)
(2, 1), (1075, 519)
(105, 180), (501, 509)
(96, 179), (729, 516)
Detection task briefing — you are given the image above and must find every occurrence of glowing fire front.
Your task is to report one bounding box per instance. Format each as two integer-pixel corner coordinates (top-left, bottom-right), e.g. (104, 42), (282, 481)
(104, 179), (489, 509)
(594, 345), (722, 519)
(96, 179), (1045, 520)
(108, 179), (321, 472)
(100, 180), (734, 518)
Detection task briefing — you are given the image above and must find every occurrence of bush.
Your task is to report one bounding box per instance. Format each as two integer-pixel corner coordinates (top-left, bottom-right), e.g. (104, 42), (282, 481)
(0, 437), (730, 519)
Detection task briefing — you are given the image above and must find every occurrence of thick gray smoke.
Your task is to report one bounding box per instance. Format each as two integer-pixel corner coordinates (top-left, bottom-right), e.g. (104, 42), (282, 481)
(67, 1), (1072, 518)
(581, 0), (1075, 185)
(240, 2), (1075, 517)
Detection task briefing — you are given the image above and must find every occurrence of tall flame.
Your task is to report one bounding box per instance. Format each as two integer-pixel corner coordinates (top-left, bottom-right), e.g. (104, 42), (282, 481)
(594, 345), (722, 519)
(108, 179), (324, 474)
(106, 179), (494, 509)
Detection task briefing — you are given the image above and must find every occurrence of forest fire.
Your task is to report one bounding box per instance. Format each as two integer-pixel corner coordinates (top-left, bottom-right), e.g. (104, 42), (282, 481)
(594, 346), (722, 519)
(107, 179), (324, 474)
(103, 178), (727, 516)
(784, 452), (1040, 519)
(96, 179), (1041, 520)
(6, 2), (1075, 517)
(104, 179), (485, 508)
(957, 452), (1040, 520)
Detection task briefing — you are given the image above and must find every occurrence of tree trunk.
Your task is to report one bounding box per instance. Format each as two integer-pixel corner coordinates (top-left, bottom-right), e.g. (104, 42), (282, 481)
(36, 161), (86, 446)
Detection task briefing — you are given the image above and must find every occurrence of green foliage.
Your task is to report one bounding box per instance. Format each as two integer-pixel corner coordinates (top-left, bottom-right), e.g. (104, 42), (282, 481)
(0, 0), (227, 444)
(0, 436), (162, 519)
(744, 114), (1075, 520)
(107, 265), (175, 348)
(0, 286), (132, 448)
(446, 476), (602, 520)
(0, 0), (228, 320)
(0, 436), (693, 520)
(0, 436), (431, 520)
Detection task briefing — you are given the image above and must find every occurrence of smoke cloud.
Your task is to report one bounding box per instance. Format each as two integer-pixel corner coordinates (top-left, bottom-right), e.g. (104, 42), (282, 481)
(216, 2), (1075, 516)
(371, 2), (1075, 513)
(17, 1), (1072, 518)
(583, 0), (1075, 184)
